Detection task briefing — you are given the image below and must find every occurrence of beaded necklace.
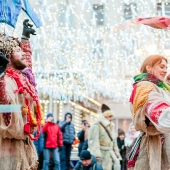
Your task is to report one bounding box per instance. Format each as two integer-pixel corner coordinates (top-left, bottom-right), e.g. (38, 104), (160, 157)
(5, 69), (42, 140)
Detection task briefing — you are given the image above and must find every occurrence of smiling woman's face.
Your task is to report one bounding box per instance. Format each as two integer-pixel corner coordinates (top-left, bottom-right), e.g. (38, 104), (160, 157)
(146, 59), (167, 82)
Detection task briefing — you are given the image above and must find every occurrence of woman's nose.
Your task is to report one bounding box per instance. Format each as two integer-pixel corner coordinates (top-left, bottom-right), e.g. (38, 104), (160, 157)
(164, 68), (167, 73)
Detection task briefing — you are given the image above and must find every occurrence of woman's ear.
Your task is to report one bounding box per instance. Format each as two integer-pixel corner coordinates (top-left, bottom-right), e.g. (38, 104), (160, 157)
(146, 65), (152, 73)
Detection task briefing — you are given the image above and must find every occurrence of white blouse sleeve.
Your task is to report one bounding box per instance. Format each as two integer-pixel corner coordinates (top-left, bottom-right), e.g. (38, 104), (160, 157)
(146, 102), (170, 133)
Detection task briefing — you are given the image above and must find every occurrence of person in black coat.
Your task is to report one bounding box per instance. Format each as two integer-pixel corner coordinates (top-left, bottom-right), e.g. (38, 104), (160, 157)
(77, 120), (90, 156)
(82, 139), (88, 151)
(117, 129), (127, 170)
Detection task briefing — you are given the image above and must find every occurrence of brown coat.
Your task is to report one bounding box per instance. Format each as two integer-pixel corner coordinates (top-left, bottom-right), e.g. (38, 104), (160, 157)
(129, 81), (170, 170)
(0, 76), (38, 170)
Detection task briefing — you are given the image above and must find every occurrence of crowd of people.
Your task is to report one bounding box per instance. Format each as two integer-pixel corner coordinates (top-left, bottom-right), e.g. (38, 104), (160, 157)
(33, 112), (76, 170)
(33, 103), (140, 170)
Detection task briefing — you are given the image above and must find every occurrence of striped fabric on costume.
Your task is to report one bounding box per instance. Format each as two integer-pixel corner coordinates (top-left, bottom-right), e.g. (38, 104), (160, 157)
(127, 133), (143, 168)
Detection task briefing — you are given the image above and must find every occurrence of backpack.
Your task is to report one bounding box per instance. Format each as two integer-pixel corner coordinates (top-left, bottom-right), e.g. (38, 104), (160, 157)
(79, 162), (97, 170)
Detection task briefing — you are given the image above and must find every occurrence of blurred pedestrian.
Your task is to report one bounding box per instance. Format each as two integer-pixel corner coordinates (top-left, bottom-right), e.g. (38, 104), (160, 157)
(77, 120), (90, 156)
(117, 129), (127, 170)
(34, 126), (44, 170)
(125, 123), (140, 147)
(81, 139), (88, 151)
(74, 150), (103, 170)
(42, 113), (63, 170)
(125, 123), (140, 162)
(59, 112), (75, 170)
(88, 110), (120, 170)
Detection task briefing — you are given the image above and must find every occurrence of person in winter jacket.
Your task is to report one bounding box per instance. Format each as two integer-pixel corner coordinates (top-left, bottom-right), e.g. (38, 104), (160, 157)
(34, 126), (44, 170)
(74, 150), (103, 170)
(42, 113), (63, 170)
(88, 110), (120, 170)
(59, 112), (75, 170)
(125, 123), (140, 163)
(77, 120), (90, 156)
(82, 139), (88, 151)
(117, 129), (127, 170)
(125, 123), (140, 147)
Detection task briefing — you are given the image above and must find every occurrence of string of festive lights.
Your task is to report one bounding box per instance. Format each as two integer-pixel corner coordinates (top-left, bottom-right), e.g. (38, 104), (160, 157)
(1, 0), (170, 103)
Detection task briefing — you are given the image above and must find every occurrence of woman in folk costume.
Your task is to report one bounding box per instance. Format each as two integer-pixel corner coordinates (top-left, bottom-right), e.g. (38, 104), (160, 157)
(0, 20), (44, 170)
(128, 54), (170, 170)
(88, 108), (120, 170)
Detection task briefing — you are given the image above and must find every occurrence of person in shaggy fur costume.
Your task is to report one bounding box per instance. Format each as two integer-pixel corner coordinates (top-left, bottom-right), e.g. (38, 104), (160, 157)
(0, 20), (41, 170)
(88, 110), (120, 170)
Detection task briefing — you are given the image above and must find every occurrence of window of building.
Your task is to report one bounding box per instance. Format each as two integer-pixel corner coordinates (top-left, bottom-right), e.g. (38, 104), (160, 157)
(124, 3), (137, 20)
(157, 2), (170, 16)
(93, 4), (104, 25)
(92, 39), (103, 59)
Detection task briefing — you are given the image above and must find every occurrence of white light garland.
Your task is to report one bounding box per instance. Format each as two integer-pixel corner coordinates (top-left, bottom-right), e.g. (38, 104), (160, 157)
(1, 0), (170, 103)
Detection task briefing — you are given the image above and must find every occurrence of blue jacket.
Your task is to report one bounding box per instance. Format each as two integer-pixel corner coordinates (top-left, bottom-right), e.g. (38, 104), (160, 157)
(59, 112), (75, 144)
(74, 155), (103, 170)
(34, 127), (44, 155)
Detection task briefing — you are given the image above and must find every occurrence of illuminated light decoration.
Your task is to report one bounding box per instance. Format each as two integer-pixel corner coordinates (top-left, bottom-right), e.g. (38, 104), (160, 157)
(59, 101), (63, 119)
(69, 101), (97, 117)
(1, 0), (170, 103)
(81, 94), (101, 106)
(40, 99), (49, 118)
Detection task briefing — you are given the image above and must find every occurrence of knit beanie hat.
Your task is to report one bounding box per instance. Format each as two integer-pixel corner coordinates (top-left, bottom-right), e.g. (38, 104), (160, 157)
(118, 129), (125, 136)
(102, 110), (114, 118)
(101, 104), (110, 113)
(80, 150), (92, 160)
(46, 113), (53, 118)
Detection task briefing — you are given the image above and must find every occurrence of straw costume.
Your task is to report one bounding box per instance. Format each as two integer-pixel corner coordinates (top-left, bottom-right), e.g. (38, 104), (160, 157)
(0, 20), (44, 170)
